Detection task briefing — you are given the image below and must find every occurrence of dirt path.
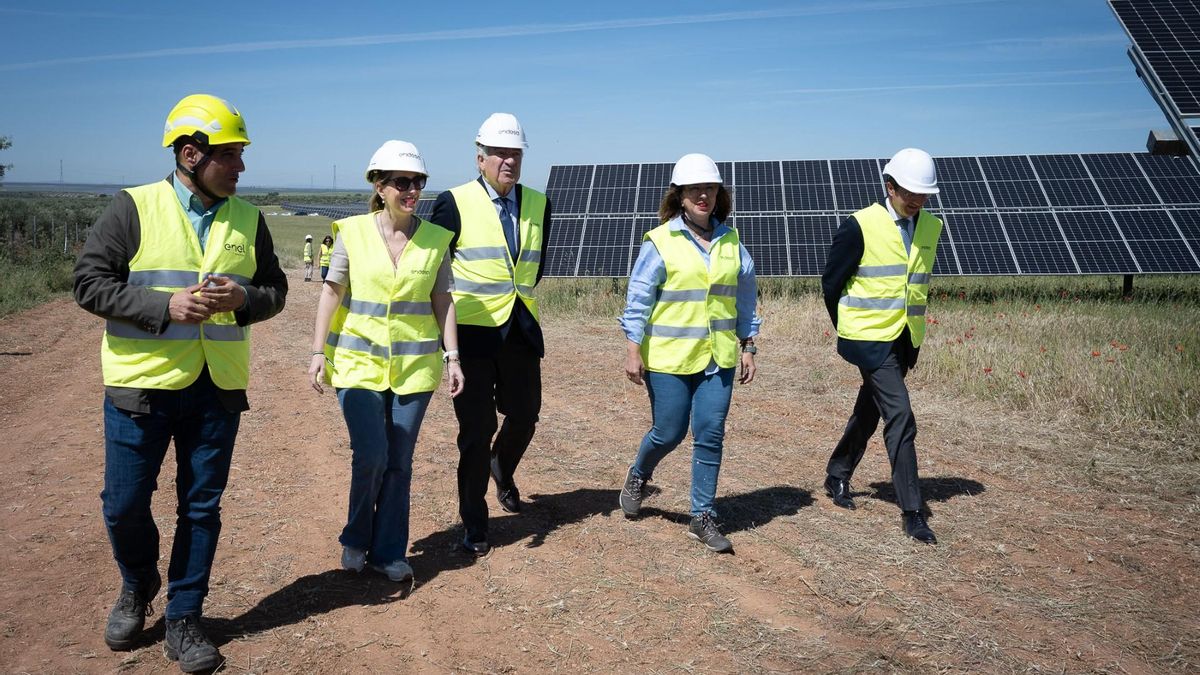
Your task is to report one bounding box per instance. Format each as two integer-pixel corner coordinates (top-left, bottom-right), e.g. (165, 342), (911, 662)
(0, 274), (1196, 673)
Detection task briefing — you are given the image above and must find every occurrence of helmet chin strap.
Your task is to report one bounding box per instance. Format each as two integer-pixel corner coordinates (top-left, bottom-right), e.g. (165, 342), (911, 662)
(175, 140), (222, 203)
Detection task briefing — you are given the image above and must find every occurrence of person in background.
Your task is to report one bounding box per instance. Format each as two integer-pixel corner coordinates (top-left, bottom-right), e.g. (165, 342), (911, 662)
(303, 234), (314, 282)
(308, 140), (464, 583)
(430, 113), (550, 556)
(820, 147), (942, 545)
(319, 234), (333, 280)
(617, 153), (760, 554)
(74, 93), (287, 672)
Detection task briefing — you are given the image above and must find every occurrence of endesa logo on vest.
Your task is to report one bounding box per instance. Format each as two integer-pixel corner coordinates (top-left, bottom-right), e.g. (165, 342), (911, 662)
(224, 242), (247, 255)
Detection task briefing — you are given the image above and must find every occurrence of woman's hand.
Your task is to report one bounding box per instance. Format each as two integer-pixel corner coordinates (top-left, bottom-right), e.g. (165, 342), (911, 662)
(738, 351), (756, 385)
(309, 353), (326, 394)
(446, 360), (465, 398)
(625, 341), (645, 385)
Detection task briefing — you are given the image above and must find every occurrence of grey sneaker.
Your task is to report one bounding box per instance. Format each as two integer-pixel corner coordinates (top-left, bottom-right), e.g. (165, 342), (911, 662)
(688, 512), (733, 553)
(370, 559), (414, 582)
(163, 615), (223, 672)
(104, 571), (162, 650)
(341, 546), (366, 572)
(619, 467), (647, 517)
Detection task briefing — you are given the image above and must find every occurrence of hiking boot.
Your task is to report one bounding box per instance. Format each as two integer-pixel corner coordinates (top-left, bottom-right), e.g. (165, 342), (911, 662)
(687, 512), (733, 553)
(619, 466), (646, 518)
(370, 559), (414, 582)
(163, 615), (223, 672)
(341, 546), (366, 572)
(104, 571), (162, 650)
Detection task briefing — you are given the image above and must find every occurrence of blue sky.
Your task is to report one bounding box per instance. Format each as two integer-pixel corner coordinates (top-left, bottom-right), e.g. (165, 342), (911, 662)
(0, 0), (1167, 191)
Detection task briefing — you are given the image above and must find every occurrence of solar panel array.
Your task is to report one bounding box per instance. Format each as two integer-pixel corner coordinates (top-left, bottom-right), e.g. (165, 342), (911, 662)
(1110, 0), (1200, 157)
(544, 153), (1200, 277)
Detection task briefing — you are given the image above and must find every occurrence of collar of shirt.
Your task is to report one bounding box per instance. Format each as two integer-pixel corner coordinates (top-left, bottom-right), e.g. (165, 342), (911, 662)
(883, 196), (916, 228)
(481, 177), (516, 211)
(173, 173), (225, 220)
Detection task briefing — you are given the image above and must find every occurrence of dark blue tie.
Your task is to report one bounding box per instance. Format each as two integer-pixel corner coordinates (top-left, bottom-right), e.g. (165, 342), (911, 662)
(898, 218), (913, 255)
(497, 197), (518, 260)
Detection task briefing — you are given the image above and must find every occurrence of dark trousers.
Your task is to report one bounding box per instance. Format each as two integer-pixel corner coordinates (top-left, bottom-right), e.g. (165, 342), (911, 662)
(826, 350), (922, 512)
(101, 371), (240, 620)
(452, 333), (541, 542)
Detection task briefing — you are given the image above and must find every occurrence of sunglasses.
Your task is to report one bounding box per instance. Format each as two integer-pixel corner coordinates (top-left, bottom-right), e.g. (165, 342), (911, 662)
(381, 175), (427, 192)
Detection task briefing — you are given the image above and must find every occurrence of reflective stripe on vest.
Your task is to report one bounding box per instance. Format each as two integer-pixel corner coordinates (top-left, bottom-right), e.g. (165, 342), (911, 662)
(836, 203), (941, 346)
(640, 222), (741, 374)
(324, 213), (452, 394)
(101, 180), (258, 391)
(448, 181), (546, 327)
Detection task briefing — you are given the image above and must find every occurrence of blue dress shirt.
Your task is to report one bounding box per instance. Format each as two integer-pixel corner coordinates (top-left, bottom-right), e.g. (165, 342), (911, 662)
(173, 175), (226, 251)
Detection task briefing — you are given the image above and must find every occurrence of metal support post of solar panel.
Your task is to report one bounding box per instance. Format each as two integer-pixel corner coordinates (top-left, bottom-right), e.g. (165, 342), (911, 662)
(544, 154), (1200, 277)
(1110, 0), (1200, 160)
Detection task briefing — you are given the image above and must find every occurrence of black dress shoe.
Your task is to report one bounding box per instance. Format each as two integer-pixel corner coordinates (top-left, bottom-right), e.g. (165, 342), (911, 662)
(902, 511), (937, 544)
(824, 475), (856, 510)
(497, 485), (522, 514)
(462, 538), (490, 556)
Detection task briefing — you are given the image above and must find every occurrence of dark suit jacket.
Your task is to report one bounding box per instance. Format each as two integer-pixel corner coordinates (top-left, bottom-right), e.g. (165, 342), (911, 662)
(73, 174), (288, 412)
(429, 176), (552, 359)
(821, 205), (928, 371)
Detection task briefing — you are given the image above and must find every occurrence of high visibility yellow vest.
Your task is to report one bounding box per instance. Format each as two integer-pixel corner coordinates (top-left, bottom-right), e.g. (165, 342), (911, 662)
(324, 213), (452, 394)
(319, 243), (332, 267)
(101, 180), (258, 390)
(303, 241), (313, 263)
(641, 223), (741, 374)
(837, 203), (941, 346)
(448, 180), (545, 326)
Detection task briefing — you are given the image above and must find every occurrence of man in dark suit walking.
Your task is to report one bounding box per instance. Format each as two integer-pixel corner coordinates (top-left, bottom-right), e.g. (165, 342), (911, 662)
(430, 113), (551, 556)
(820, 148), (942, 544)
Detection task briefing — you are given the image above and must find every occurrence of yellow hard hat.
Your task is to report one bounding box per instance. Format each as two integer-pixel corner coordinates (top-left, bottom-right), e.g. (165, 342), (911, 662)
(162, 94), (251, 148)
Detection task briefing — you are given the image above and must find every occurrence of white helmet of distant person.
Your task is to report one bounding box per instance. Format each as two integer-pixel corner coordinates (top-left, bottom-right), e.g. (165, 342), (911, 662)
(476, 112), (528, 149)
(882, 148), (939, 194)
(670, 153), (723, 186)
(364, 140), (428, 180)
(305, 234), (312, 240)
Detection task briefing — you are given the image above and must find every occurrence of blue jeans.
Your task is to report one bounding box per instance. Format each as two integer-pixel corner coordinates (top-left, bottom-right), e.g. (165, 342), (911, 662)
(337, 387), (432, 565)
(631, 368), (734, 516)
(102, 375), (240, 620)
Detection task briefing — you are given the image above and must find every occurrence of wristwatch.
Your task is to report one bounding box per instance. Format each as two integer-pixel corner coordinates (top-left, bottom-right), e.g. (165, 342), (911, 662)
(741, 340), (757, 354)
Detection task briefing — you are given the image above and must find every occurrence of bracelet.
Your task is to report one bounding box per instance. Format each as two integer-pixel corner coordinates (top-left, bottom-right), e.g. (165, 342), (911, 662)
(443, 349), (460, 363)
(311, 351), (324, 356)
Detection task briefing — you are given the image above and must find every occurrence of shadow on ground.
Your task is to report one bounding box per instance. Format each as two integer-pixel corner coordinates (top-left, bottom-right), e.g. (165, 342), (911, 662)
(867, 475), (986, 510)
(638, 485), (813, 534)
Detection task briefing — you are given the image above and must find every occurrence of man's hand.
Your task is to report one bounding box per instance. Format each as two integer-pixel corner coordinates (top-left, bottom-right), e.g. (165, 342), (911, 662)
(168, 282), (216, 324)
(198, 274), (247, 313)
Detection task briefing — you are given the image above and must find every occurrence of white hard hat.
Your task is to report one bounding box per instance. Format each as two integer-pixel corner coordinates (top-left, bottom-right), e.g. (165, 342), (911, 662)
(365, 140), (428, 180)
(882, 148), (939, 194)
(670, 153), (723, 186)
(305, 234), (313, 240)
(476, 112), (528, 149)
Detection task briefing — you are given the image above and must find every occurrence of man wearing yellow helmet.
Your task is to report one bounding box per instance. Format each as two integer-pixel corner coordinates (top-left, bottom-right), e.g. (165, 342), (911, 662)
(74, 93), (287, 672)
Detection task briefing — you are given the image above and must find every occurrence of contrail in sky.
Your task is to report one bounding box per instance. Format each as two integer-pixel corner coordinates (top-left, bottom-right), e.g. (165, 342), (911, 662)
(0, 0), (999, 73)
